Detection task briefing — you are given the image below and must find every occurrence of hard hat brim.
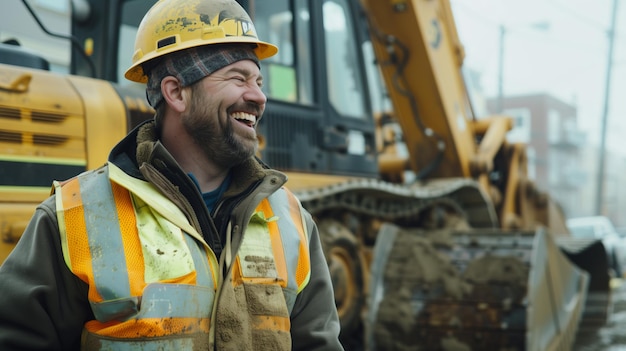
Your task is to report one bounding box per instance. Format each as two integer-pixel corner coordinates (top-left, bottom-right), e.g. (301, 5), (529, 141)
(125, 38), (278, 84)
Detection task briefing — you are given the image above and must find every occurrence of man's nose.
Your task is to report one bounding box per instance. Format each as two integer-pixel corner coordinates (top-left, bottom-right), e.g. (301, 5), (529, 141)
(244, 83), (267, 105)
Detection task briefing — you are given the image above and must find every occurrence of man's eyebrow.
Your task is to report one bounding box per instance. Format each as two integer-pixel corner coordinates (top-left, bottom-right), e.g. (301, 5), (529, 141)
(226, 67), (264, 81)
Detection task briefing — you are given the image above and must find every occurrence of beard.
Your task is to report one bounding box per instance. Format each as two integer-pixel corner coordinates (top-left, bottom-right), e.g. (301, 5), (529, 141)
(182, 87), (259, 169)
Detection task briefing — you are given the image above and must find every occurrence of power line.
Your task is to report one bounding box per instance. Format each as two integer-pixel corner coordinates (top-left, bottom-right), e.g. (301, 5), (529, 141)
(546, 0), (626, 38)
(453, 0), (618, 54)
(545, 0), (610, 30)
(455, 0), (626, 39)
(451, 1), (500, 27)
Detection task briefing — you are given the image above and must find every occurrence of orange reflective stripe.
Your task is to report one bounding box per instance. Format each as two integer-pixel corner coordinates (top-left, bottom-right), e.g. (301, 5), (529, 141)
(60, 177), (83, 209)
(241, 277), (288, 285)
(251, 315), (290, 332)
(258, 199), (288, 287)
(111, 182), (145, 297)
(231, 258), (243, 286)
(85, 317), (211, 337)
(60, 178), (94, 291)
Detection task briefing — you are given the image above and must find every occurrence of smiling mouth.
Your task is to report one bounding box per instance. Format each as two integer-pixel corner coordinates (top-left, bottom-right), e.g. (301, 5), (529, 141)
(232, 112), (256, 128)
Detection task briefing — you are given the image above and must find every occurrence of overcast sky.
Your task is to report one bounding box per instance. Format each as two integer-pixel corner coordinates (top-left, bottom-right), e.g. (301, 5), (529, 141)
(450, 0), (626, 152)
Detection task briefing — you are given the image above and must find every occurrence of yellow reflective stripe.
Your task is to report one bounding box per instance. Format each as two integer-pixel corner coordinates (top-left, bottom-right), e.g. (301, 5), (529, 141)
(54, 180), (71, 270)
(133, 195), (196, 283)
(107, 162), (207, 249)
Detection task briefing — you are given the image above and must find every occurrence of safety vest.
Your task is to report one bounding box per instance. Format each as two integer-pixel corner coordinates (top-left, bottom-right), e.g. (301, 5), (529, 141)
(53, 163), (311, 350)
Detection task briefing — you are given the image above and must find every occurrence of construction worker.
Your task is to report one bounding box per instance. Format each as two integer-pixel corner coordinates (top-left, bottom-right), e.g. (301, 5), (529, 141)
(0, 0), (344, 350)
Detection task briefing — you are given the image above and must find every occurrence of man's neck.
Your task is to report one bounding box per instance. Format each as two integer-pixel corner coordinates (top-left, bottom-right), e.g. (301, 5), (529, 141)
(162, 134), (228, 194)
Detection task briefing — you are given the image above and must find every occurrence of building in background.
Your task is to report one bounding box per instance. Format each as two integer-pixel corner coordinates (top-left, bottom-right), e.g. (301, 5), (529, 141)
(486, 93), (626, 226)
(487, 94), (587, 218)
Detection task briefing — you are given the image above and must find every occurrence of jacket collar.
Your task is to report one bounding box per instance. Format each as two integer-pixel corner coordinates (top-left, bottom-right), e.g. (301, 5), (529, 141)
(108, 119), (287, 200)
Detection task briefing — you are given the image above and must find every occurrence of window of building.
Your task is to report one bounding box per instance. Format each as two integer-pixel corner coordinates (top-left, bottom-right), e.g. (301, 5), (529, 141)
(504, 108), (531, 143)
(548, 109), (561, 143)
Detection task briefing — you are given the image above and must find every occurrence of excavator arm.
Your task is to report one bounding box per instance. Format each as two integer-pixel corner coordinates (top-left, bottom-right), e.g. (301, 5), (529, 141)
(361, 0), (567, 232)
(362, 0), (477, 179)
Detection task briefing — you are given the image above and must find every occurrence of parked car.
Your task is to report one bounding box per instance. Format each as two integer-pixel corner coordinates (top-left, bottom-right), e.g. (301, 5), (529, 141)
(566, 216), (626, 278)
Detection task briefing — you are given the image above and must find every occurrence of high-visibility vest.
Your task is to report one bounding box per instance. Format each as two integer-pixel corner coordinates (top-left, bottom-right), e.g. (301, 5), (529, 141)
(53, 163), (311, 350)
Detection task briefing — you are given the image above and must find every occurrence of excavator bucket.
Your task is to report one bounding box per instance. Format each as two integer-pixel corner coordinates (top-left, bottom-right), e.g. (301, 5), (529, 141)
(556, 237), (612, 328)
(366, 224), (589, 351)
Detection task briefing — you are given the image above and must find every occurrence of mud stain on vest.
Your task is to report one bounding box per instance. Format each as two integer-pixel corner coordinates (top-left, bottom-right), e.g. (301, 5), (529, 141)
(244, 255), (277, 277)
(216, 284), (252, 350)
(216, 282), (291, 350)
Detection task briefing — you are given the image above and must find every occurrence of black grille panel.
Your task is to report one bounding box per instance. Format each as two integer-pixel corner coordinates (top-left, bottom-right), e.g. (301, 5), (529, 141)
(0, 130), (21, 144)
(260, 104), (325, 172)
(0, 107), (20, 120)
(31, 111), (67, 123)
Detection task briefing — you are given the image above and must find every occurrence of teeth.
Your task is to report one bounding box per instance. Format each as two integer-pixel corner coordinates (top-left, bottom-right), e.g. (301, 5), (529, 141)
(232, 112), (256, 125)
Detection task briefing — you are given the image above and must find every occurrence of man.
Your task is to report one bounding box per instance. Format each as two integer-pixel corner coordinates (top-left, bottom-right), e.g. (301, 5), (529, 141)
(0, 0), (344, 349)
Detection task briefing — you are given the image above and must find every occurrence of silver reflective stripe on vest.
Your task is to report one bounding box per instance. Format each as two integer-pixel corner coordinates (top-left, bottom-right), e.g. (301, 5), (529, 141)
(184, 234), (212, 288)
(79, 169), (131, 301)
(268, 189), (304, 312)
(94, 337), (206, 351)
(139, 283), (214, 318)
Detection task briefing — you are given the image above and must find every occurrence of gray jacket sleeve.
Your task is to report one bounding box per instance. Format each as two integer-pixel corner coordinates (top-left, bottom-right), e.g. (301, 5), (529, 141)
(290, 210), (345, 351)
(0, 196), (91, 351)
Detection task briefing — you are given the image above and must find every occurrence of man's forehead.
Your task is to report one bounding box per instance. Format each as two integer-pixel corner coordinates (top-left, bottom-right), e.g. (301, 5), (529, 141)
(214, 60), (263, 79)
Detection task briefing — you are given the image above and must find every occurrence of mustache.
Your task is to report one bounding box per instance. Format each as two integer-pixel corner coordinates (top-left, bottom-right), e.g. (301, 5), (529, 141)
(228, 102), (263, 117)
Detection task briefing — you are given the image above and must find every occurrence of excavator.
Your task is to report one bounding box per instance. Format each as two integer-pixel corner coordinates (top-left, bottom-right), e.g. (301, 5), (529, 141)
(0, 0), (609, 349)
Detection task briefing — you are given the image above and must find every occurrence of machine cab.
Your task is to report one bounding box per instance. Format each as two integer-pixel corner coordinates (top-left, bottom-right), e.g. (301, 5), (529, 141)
(246, 0), (381, 177)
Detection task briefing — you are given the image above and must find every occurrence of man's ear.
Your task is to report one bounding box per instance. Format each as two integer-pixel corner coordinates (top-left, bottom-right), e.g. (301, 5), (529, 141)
(161, 76), (187, 113)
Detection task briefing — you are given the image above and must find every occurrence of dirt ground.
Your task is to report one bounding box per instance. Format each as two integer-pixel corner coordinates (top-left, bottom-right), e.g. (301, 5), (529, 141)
(574, 278), (626, 351)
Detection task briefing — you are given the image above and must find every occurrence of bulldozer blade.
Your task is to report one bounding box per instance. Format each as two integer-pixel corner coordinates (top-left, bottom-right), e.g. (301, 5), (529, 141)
(366, 224), (589, 351)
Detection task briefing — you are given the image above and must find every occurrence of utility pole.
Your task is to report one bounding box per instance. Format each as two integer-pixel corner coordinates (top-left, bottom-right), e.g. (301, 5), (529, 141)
(496, 22), (549, 114)
(595, 0), (619, 216)
(497, 25), (506, 113)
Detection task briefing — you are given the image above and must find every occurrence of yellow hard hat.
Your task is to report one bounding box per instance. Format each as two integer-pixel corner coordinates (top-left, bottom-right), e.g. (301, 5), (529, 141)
(125, 0), (278, 83)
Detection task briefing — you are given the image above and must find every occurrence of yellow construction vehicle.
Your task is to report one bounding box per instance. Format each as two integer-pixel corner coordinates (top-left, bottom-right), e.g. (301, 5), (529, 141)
(0, 0), (154, 262)
(0, 0), (608, 350)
